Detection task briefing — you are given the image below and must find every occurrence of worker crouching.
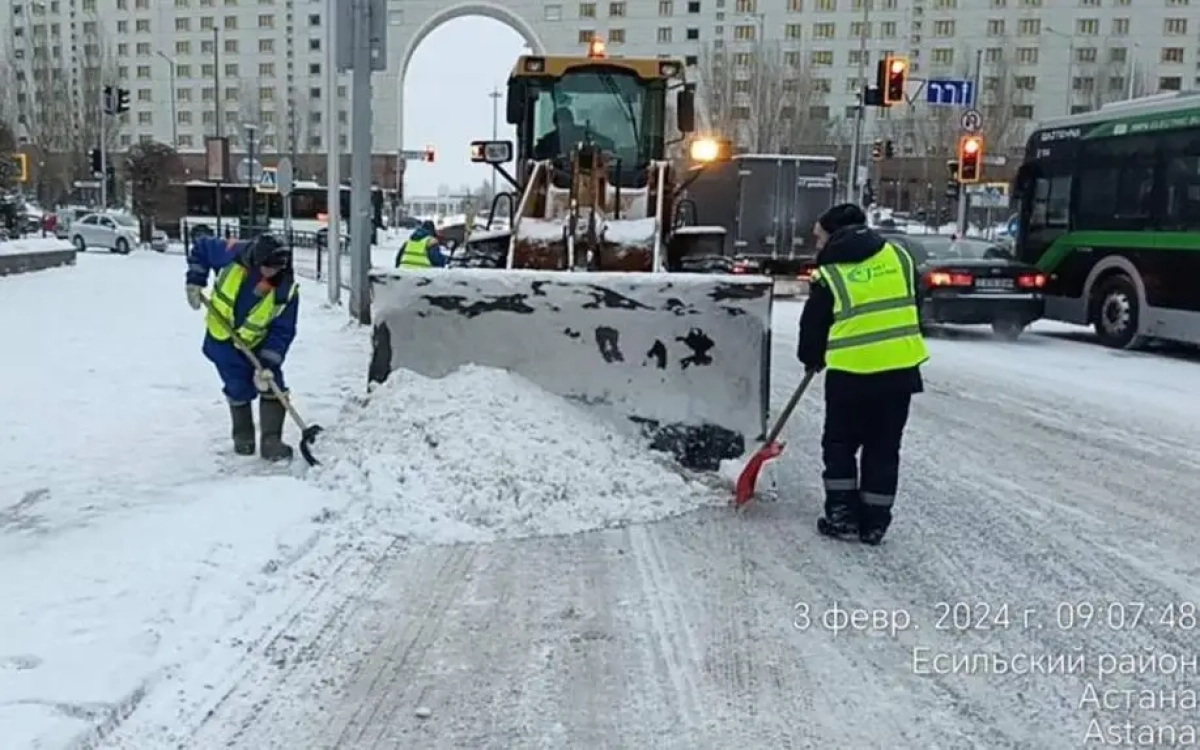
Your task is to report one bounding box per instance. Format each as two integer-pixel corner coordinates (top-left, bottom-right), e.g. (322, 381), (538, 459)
(185, 233), (300, 461)
(797, 204), (928, 545)
(394, 220), (447, 268)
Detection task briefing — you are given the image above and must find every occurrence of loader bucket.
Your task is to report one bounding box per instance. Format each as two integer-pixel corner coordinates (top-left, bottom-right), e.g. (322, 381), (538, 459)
(367, 268), (773, 470)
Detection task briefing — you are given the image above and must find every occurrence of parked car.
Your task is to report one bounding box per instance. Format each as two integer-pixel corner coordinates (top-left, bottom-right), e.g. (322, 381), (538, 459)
(886, 234), (1047, 340)
(150, 229), (169, 252)
(70, 212), (140, 254)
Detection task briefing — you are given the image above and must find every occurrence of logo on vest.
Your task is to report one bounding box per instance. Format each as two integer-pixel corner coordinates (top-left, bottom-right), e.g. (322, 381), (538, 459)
(846, 263), (899, 284)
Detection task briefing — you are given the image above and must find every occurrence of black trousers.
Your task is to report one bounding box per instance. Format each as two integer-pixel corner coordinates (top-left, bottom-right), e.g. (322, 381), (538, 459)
(821, 390), (912, 533)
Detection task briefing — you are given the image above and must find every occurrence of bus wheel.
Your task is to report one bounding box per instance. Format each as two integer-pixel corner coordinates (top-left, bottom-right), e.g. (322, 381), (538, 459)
(1092, 275), (1143, 350)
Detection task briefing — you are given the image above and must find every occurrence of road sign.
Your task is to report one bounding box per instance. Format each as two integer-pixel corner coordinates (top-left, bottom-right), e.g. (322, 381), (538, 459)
(960, 108), (983, 132)
(276, 157), (294, 196)
(982, 154), (1008, 167)
(257, 166), (278, 194)
(236, 157), (261, 183)
(965, 182), (1009, 209)
(399, 150), (427, 160)
(926, 79), (975, 106)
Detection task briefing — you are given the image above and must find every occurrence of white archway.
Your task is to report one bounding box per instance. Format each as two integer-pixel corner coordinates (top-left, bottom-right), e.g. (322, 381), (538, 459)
(395, 2), (547, 167)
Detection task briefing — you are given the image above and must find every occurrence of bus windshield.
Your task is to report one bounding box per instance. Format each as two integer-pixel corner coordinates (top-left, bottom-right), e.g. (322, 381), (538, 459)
(530, 69), (664, 168)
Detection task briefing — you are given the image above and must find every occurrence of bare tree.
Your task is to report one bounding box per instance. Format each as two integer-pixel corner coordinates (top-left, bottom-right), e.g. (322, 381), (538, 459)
(4, 18), (123, 202)
(229, 78), (263, 135)
(1074, 43), (1154, 112)
(126, 140), (182, 224)
(0, 121), (20, 192)
(694, 42), (829, 152)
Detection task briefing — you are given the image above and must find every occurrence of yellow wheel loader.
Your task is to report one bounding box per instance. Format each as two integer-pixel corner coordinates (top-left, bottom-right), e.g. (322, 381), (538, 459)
(368, 39), (775, 470)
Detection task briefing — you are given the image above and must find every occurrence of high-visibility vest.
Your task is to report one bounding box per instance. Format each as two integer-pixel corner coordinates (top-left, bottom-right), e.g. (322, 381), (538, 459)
(398, 236), (433, 268)
(811, 242), (929, 374)
(206, 263), (298, 348)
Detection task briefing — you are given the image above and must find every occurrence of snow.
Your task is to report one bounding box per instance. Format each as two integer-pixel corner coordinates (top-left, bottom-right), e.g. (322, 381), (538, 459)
(311, 365), (718, 544)
(0, 237), (73, 256)
(11, 250), (1200, 747)
(602, 217), (657, 243)
(514, 217), (566, 241)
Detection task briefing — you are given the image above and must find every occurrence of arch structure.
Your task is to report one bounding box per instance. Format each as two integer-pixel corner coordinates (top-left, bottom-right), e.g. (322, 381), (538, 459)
(373, 0), (562, 165)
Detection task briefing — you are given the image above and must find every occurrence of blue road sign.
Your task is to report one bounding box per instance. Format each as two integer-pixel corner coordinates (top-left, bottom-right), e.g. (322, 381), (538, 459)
(926, 79), (975, 106)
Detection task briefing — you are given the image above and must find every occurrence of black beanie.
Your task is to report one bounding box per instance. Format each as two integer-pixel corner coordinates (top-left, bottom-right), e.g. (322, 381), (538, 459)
(817, 203), (867, 233)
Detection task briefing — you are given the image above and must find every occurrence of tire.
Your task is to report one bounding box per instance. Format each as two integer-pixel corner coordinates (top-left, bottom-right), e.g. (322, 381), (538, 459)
(1091, 274), (1143, 350)
(991, 319), (1023, 341)
(73, 235), (86, 252)
(114, 238), (131, 255)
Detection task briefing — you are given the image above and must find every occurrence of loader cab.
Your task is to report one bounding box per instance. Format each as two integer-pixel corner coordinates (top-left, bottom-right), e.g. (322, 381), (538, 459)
(505, 48), (694, 189)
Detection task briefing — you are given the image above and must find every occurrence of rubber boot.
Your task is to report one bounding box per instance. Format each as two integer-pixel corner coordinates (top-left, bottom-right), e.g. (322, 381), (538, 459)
(259, 396), (294, 462)
(229, 401), (256, 456)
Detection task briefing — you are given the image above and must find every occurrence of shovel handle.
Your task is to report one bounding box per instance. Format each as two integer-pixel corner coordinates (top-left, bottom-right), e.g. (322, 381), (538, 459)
(763, 369), (816, 445)
(197, 291), (310, 431)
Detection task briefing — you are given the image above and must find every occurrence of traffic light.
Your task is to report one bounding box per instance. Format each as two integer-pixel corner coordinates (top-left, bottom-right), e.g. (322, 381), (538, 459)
(878, 55), (908, 106)
(957, 134), (984, 183)
(14, 153), (28, 182)
(884, 139), (895, 159)
(947, 159), (959, 182)
(91, 148), (102, 175)
(871, 139), (883, 161)
(116, 87), (130, 114)
(422, 146), (435, 163)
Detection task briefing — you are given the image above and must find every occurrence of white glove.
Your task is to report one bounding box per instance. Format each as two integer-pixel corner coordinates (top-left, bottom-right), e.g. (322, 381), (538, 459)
(186, 285), (203, 311)
(253, 369), (275, 393)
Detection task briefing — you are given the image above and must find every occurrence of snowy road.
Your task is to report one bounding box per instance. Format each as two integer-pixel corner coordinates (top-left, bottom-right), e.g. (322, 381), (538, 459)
(6, 255), (1200, 749)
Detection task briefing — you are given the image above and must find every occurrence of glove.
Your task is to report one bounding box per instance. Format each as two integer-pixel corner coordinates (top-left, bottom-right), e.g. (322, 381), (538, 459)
(253, 368), (275, 393)
(186, 285), (203, 311)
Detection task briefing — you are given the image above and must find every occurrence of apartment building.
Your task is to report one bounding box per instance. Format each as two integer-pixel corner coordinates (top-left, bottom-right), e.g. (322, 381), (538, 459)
(4, 0), (1198, 163)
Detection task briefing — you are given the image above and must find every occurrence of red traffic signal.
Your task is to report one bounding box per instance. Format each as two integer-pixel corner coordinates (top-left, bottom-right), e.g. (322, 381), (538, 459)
(422, 146), (436, 163)
(879, 56), (908, 105)
(957, 135), (984, 183)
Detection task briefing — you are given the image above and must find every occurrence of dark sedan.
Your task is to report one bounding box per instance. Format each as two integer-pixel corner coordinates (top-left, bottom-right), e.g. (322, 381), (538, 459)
(886, 234), (1046, 340)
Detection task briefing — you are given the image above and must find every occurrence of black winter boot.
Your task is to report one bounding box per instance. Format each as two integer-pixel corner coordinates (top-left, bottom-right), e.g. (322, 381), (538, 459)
(259, 396), (294, 462)
(229, 401), (256, 455)
(817, 490), (861, 540)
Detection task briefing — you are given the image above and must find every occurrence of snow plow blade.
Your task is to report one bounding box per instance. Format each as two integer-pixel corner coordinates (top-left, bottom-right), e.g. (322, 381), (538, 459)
(367, 268), (773, 470)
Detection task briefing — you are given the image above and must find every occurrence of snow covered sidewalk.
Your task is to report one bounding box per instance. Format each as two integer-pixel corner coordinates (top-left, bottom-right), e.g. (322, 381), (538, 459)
(1, 251), (719, 748)
(0, 252), (366, 748)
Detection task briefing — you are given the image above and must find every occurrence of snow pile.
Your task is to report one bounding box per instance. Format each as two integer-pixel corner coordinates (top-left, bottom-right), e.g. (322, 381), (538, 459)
(0, 237), (73, 256)
(313, 365), (717, 543)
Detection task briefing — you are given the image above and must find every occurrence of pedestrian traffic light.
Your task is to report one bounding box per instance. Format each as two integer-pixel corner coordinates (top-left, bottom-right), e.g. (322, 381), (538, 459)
(957, 134), (984, 183)
(14, 153), (28, 183)
(91, 148), (102, 175)
(878, 56), (908, 106)
(116, 87), (131, 115)
(871, 139), (883, 161)
(884, 140), (895, 159)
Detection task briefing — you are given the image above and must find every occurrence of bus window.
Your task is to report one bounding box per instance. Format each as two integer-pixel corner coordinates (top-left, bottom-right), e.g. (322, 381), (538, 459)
(1029, 172), (1069, 229)
(1161, 131), (1200, 231)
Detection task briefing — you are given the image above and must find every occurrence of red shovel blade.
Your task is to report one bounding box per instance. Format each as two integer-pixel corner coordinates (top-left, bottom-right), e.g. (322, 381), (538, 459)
(733, 440), (786, 507)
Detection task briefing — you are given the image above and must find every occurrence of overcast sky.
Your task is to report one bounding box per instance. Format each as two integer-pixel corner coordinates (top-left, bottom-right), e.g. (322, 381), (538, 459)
(403, 18), (526, 197)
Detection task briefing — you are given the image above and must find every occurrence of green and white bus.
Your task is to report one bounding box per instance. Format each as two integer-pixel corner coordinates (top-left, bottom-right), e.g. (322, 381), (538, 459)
(1014, 90), (1200, 349)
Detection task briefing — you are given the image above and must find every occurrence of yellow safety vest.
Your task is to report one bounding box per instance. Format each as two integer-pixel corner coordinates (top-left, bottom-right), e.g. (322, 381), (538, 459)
(206, 263), (298, 348)
(398, 236), (433, 268)
(811, 242), (929, 374)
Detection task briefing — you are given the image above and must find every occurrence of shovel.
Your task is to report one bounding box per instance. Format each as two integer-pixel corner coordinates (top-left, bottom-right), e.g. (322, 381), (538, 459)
(199, 293), (323, 466)
(733, 369), (817, 508)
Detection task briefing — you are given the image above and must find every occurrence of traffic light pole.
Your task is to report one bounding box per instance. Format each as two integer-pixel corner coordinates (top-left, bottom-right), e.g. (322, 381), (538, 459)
(99, 87), (107, 210)
(955, 50), (984, 238)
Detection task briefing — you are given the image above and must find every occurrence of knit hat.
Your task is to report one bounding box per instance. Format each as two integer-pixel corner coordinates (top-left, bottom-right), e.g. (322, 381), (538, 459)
(817, 203), (867, 233)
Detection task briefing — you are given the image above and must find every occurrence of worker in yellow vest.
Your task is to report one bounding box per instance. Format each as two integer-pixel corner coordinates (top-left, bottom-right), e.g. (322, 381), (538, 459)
(185, 233), (300, 461)
(797, 204), (929, 545)
(394, 220), (447, 268)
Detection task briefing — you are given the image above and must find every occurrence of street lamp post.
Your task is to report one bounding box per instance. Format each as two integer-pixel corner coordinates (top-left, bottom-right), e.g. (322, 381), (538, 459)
(488, 87), (501, 198)
(156, 52), (177, 147)
(1046, 27), (1075, 114)
(847, 0), (871, 202)
(245, 123), (258, 231)
(1125, 42), (1141, 99)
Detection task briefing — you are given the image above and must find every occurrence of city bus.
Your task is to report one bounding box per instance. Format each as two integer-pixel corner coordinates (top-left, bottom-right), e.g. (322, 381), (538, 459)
(179, 180), (385, 231)
(1013, 90), (1200, 349)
